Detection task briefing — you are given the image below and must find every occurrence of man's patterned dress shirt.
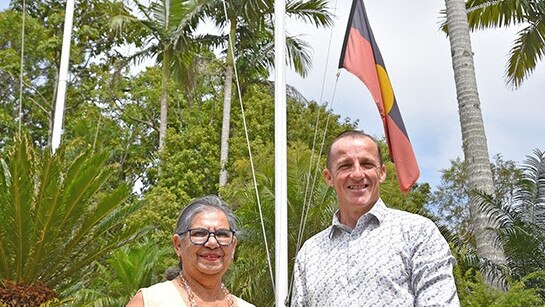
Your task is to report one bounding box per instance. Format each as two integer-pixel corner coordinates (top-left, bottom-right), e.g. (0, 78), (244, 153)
(291, 199), (459, 307)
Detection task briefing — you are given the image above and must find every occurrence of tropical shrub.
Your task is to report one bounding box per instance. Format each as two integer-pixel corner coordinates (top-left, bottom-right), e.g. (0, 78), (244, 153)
(69, 239), (172, 306)
(0, 135), (145, 305)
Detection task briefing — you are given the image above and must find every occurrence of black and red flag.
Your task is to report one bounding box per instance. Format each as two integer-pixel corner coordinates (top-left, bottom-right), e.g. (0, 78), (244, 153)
(339, 0), (419, 193)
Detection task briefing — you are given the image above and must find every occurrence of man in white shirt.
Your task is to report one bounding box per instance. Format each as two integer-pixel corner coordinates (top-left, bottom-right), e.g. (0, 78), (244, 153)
(291, 130), (459, 307)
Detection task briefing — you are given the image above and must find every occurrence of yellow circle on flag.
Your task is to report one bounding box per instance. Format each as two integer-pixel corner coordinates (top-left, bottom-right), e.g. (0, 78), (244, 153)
(376, 65), (394, 114)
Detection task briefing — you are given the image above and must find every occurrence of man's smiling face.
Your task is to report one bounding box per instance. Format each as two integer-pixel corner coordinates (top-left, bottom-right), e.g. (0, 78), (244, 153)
(324, 135), (386, 219)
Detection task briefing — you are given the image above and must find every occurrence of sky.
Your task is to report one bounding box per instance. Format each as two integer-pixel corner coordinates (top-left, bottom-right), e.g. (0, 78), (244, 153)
(286, 0), (545, 189)
(2, 0), (543, 190)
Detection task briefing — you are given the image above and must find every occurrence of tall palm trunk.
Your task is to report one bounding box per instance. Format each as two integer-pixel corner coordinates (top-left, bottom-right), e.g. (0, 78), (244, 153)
(444, 0), (506, 289)
(159, 48), (171, 151)
(48, 71), (59, 148)
(219, 17), (237, 188)
(159, 0), (171, 152)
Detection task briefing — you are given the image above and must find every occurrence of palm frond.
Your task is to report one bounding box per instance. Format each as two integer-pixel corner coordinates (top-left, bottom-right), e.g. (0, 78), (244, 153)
(505, 20), (545, 88)
(149, 0), (168, 28)
(479, 256), (510, 288)
(120, 44), (160, 68)
(0, 135), (145, 292)
(286, 35), (312, 78)
(11, 136), (35, 282)
(50, 221), (146, 289)
(109, 14), (139, 35)
(23, 147), (65, 281)
(465, 0), (529, 30)
(286, 0), (333, 28)
(0, 160), (11, 275)
(63, 184), (132, 255)
(0, 135), (34, 282)
(476, 191), (515, 229)
(516, 149), (545, 225)
(71, 239), (171, 305)
(473, 149), (545, 286)
(133, 0), (159, 26)
(170, 0), (208, 42)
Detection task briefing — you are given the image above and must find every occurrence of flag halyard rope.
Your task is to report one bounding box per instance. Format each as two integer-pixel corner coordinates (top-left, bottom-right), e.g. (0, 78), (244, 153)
(288, 0), (341, 299)
(220, 0), (276, 293)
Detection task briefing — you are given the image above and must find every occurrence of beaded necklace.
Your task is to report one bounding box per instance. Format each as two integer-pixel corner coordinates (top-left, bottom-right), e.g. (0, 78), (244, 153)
(177, 274), (234, 307)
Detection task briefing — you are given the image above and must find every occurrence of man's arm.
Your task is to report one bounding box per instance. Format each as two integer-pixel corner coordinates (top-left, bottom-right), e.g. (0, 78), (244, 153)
(290, 249), (307, 307)
(411, 220), (460, 306)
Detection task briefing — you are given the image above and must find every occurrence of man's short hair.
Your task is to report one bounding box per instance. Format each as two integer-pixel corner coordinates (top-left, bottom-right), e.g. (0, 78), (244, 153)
(325, 130), (383, 170)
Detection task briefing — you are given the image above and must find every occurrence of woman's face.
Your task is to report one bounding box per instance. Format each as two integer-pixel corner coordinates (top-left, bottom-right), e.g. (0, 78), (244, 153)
(174, 209), (237, 279)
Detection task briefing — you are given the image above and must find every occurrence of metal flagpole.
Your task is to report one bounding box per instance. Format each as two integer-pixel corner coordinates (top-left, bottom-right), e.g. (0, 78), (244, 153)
(51, 0), (75, 153)
(274, 0), (288, 305)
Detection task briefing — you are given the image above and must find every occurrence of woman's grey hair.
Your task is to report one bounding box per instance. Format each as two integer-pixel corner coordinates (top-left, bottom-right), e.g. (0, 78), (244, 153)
(174, 195), (238, 234)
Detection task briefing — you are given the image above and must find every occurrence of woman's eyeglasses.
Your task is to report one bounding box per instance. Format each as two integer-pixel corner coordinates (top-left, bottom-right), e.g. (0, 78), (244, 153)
(181, 228), (236, 246)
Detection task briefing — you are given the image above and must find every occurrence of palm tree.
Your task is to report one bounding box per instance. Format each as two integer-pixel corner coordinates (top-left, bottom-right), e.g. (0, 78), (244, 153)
(464, 0), (545, 88)
(515, 149), (545, 224)
(443, 0), (506, 289)
(110, 0), (207, 151)
(211, 0), (334, 187)
(477, 149), (545, 296)
(0, 135), (144, 305)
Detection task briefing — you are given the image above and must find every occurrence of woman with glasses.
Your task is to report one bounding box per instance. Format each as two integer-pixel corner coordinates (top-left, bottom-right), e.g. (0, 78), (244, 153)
(128, 195), (254, 306)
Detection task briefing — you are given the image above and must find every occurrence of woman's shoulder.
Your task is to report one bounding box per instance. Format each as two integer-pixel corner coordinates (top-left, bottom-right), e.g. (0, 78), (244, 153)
(140, 280), (186, 306)
(235, 296), (256, 307)
(141, 280), (177, 293)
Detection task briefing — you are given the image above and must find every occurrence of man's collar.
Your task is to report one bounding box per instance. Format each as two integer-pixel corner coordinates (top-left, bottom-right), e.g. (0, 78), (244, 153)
(329, 198), (387, 238)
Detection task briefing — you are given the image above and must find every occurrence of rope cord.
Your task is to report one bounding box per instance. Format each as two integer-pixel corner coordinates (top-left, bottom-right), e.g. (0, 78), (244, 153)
(300, 73), (340, 247)
(220, 0), (276, 292)
(288, 0), (341, 298)
(295, 1), (339, 254)
(288, 73), (340, 299)
(18, 0), (26, 133)
(298, 75), (338, 253)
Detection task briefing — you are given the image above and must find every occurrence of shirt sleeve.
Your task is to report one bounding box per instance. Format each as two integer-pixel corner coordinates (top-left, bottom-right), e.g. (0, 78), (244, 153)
(290, 246), (307, 307)
(410, 219), (460, 307)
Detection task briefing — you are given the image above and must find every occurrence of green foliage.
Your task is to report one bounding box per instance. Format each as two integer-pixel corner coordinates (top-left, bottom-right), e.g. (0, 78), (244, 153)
(228, 83), (356, 181)
(287, 91), (356, 148)
(0, 135), (145, 299)
(444, 149), (545, 303)
(0, 1), (459, 305)
(109, 0), (205, 85)
(379, 152), (431, 213)
(515, 149), (545, 223)
(227, 83), (276, 173)
(472, 149), (545, 293)
(109, 0), (208, 149)
(440, 0), (545, 88)
(204, 0), (333, 81)
(429, 154), (521, 237)
(1, 1), (130, 147)
(160, 106), (222, 199)
(0, 9), (55, 145)
(69, 239), (172, 307)
(465, 0), (545, 88)
(126, 186), (191, 245)
(457, 270), (544, 306)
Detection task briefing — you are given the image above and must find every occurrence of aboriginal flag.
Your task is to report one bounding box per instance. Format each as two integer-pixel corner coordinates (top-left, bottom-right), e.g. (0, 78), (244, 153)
(339, 0), (419, 193)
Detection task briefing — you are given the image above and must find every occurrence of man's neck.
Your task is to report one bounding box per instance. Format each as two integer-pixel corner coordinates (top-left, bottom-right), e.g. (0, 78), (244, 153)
(338, 199), (379, 229)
